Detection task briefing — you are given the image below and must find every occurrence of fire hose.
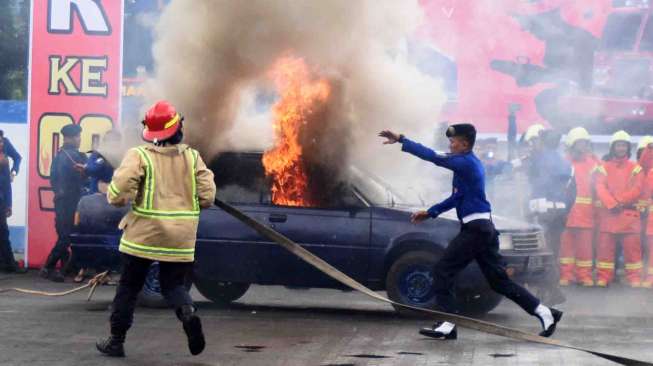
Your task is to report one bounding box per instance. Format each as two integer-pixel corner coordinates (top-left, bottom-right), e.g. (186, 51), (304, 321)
(215, 198), (652, 366)
(0, 271), (109, 301)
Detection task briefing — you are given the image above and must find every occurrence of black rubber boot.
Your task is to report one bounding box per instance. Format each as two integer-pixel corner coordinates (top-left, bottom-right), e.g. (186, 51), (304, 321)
(96, 335), (125, 357)
(176, 305), (205, 355)
(49, 270), (65, 283)
(38, 267), (50, 279)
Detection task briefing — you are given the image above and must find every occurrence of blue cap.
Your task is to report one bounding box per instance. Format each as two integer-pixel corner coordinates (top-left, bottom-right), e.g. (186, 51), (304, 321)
(61, 124), (82, 137)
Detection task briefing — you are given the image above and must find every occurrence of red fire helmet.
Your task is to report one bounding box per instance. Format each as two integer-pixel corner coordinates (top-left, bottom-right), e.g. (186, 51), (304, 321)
(142, 100), (182, 142)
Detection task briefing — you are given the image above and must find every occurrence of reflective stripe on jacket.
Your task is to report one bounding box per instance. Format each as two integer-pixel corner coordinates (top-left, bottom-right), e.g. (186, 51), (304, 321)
(107, 144), (216, 262)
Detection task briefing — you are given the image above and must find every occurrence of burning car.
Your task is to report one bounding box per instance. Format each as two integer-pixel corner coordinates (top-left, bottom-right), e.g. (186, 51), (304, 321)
(70, 150), (556, 316)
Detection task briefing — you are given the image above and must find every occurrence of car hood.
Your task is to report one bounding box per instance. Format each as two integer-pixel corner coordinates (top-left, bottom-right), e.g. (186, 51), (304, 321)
(390, 204), (539, 232)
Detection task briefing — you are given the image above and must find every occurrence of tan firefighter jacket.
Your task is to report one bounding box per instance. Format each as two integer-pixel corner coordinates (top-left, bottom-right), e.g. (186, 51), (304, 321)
(107, 144), (216, 262)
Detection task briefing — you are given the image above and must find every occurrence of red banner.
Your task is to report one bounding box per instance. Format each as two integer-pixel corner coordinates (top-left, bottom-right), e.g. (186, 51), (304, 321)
(27, 0), (123, 267)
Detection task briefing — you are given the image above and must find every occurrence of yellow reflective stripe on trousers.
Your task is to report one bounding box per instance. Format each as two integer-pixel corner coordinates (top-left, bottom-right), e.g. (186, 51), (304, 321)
(597, 261), (614, 269)
(625, 262), (643, 270)
(135, 147), (154, 210)
(559, 257), (575, 265)
(132, 206), (199, 219)
(575, 197), (592, 205)
(575, 260), (593, 267)
(108, 182), (120, 198)
(120, 238), (194, 257)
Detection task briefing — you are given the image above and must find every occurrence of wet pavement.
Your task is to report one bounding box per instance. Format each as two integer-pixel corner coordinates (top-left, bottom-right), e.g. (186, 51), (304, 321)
(0, 271), (652, 365)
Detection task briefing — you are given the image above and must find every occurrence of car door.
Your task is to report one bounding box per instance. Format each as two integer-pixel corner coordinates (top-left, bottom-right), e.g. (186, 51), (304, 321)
(261, 187), (371, 287)
(195, 152), (371, 288)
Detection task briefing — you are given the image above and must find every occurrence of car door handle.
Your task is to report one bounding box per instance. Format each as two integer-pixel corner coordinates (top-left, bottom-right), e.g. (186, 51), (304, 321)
(268, 214), (287, 223)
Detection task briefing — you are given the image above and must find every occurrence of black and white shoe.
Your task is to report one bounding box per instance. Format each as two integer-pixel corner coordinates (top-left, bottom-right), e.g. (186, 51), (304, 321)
(535, 306), (563, 337)
(419, 321), (457, 340)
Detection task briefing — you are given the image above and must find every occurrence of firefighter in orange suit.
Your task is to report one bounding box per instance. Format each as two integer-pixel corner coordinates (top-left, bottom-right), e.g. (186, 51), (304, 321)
(638, 139), (653, 287)
(559, 127), (598, 286)
(595, 131), (645, 287)
(96, 101), (216, 357)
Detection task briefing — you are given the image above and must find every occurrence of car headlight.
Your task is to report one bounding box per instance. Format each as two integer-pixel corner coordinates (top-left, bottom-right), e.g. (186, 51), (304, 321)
(538, 231), (547, 250)
(499, 234), (513, 250)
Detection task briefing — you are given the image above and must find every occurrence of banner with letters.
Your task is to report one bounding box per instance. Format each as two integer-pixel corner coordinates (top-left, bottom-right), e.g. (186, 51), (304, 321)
(27, 0), (123, 267)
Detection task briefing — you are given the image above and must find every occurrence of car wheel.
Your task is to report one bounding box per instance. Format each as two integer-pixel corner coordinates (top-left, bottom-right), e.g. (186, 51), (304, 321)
(194, 276), (250, 305)
(386, 251), (440, 317)
(385, 250), (502, 317)
(137, 262), (193, 308)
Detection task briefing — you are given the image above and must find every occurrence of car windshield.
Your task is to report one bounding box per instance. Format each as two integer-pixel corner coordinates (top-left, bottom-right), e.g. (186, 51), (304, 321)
(601, 12), (642, 51)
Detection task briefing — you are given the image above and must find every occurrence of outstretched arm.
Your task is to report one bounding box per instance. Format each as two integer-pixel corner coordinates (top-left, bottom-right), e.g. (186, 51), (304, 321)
(378, 130), (462, 172)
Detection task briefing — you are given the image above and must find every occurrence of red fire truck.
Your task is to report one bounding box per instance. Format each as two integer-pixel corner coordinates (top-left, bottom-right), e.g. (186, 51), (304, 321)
(560, 0), (653, 132)
(420, 0), (614, 133)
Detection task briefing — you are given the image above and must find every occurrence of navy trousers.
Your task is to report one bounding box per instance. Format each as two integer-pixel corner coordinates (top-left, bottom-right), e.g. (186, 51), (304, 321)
(110, 254), (193, 336)
(433, 219), (540, 315)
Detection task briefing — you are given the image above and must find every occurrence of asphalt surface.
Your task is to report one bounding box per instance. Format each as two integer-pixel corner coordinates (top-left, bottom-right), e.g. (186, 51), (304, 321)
(1, 271), (652, 366)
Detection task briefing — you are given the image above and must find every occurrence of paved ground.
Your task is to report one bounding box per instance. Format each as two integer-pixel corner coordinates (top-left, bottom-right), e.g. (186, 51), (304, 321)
(1, 272), (652, 366)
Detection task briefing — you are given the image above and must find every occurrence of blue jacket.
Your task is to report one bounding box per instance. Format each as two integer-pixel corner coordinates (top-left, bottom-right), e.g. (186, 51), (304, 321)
(3, 137), (21, 175)
(84, 151), (114, 194)
(400, 137), (491, 221)
(527, 148), (572, 203)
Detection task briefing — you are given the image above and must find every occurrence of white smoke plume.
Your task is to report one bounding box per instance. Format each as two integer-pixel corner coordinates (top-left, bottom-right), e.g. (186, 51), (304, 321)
(144, 0), (448, 202)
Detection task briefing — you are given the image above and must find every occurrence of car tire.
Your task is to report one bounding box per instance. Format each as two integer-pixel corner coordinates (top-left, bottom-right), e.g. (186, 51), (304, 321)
(385, 250), (503, 317)
(193, 276), (250, 305)
(386, 251), (440, 317)
(137, 262), (193, 309)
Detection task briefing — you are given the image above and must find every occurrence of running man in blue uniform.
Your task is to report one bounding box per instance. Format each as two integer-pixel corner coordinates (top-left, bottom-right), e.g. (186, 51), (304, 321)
(379, 124), (562, 340)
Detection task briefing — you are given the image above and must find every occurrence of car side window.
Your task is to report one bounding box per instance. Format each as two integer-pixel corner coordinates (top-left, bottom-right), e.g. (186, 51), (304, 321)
(211, 153), (270, 205)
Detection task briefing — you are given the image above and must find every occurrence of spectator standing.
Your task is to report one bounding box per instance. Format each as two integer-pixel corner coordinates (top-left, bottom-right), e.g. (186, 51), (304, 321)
(39, 124), (87, 282)
(558, 127), (598, 286)
(0, 135), (24, 273)
(595, 131), (644, 287)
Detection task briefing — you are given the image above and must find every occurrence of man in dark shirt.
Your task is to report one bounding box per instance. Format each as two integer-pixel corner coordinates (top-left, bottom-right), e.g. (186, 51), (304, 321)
(40, 124), (88, 282)
(0, 135), (24, 273)
(379, 124), (562, 340)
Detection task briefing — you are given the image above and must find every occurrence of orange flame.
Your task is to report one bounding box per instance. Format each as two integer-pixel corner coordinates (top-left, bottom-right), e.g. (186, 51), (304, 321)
(262, 56), (330, 207)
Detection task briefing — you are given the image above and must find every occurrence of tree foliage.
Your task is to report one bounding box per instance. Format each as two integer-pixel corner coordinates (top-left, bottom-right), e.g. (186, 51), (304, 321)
(0, 0), (29, 100)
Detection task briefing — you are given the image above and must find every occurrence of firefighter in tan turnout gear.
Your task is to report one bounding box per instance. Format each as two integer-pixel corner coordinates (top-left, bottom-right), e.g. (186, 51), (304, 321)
(97, 101), (216, 357)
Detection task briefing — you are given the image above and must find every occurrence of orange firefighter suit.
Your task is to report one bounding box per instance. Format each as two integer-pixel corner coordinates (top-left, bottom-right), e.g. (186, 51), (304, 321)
(559, 153), (598, 286)
(595, 158), (645, 287)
